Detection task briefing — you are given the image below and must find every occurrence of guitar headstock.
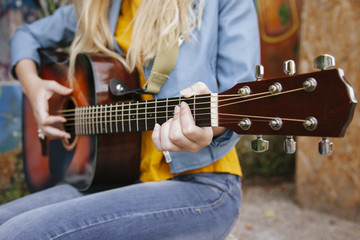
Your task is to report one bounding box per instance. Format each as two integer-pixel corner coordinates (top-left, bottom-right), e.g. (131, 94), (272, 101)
(218, 54), (357, 155)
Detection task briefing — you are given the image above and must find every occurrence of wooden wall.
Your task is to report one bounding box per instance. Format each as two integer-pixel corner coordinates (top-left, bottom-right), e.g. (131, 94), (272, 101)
(296, 0), (360, 222)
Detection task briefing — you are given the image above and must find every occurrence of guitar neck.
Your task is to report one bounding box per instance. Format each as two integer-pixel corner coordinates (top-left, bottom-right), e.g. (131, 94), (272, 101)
(70, 94), (218, 135)
(61, 68), (356, 138)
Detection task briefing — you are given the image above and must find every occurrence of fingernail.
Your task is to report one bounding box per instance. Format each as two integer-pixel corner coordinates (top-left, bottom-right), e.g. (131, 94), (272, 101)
(180, 88), (194, 97)
(180, 101), (187, 108)
(174, 105), (180, 113)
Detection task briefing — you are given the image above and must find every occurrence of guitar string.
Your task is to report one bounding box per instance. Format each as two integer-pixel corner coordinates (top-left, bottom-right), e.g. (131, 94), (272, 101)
(62, 88), (307, 130)
(62, 87), (308, 132)
(64, 113), (302, 128)
(58, 89), (271, 115)
(60, 87), (305, 120)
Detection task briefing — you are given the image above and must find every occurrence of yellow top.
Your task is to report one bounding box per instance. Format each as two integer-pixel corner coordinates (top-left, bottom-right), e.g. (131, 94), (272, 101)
(114, 0), (242, 182)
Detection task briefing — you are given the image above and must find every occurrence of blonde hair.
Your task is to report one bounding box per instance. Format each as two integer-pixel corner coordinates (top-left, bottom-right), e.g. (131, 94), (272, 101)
(70, 0), (204, 76)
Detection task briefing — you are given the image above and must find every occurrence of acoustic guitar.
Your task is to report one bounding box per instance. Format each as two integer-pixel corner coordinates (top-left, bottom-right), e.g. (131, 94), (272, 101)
(22, 50), (357, 192)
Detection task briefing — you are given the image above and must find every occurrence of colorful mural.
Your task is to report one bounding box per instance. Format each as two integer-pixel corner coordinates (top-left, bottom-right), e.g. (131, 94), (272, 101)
(0, 0), (71, 203)
(255, 0), (302, 78)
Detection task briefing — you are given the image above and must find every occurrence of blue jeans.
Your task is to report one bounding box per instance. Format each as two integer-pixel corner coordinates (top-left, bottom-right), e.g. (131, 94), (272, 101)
(0, 173), (241, 240)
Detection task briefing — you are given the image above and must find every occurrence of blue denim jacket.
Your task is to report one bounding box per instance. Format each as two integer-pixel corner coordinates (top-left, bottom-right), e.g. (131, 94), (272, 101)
(10, 0), (260, 174)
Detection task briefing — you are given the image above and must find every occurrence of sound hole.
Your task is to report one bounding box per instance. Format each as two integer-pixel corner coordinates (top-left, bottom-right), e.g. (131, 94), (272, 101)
(62, 99), (77, 148)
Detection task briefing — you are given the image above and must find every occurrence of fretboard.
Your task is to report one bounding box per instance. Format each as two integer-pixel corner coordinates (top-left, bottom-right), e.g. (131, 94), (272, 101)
(70, 94), (218, 135)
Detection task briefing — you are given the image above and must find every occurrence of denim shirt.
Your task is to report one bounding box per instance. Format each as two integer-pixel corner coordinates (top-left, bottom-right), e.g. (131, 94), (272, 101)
(10, 0), (260, 174)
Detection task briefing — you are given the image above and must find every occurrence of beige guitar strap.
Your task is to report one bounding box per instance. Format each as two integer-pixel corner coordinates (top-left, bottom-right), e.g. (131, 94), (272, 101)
(143, 35), (180, 93)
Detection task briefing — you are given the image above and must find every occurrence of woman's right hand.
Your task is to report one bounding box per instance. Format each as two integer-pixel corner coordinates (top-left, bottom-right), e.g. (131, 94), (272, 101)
(16, 59), (72, 139)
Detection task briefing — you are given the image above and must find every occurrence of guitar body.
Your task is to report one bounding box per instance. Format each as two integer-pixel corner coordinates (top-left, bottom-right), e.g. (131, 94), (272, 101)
(23, 51), (141, 192)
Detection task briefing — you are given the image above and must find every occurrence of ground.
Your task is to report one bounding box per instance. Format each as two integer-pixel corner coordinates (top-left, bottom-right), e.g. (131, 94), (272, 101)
(228, 179), (360, 240)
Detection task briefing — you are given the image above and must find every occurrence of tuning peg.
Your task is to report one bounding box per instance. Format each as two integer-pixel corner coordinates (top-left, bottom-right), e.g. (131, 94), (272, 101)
(318, 137), (333, 155)
(284, 136), (296, 154)
(251, 136), (269, 153)
(314, 54), (335, 70)
(283, 60), (296, 76)
(255, 64), (264, 81)
(254, 65), (267, 153)
(282, 61), (296, 151)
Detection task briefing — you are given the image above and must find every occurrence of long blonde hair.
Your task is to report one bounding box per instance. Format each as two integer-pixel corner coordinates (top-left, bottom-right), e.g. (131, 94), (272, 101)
(70, 0), (204, 76)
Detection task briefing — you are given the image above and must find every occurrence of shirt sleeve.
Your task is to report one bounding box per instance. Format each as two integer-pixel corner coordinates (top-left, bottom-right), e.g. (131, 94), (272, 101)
(167, 0), (261, 174)
(210, 0), (261, 148)
(10, 4), (77, 79)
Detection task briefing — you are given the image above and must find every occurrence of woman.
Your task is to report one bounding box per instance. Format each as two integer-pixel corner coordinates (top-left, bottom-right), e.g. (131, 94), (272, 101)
(0, 0), (260, 239)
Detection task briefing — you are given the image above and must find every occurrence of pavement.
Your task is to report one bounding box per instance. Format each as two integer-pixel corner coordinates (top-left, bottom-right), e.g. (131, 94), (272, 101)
(228, 180), (360, 240)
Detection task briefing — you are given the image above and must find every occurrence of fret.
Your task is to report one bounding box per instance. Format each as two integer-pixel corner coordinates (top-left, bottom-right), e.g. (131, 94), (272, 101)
(80, 107), (84, 135)
(84, 107), (88, 135)
(78, 107), (81, 135)
(128, 102), (132, 132)
(75, 107), (78, 135)
(81, 107), (83, 134)
(122, 102), (130, 132)
(86, 106), (89, 135)
(105, 105), (108, 134)
(85, 106), (88, 135)
(95, 106), (99, 134)
(137, 101), (146, 132)
(121, 102), (125, 133)
(136, 101), (139, 132)
(103, 105), (106, 134)
(83, 107), (86, 135)
(145, 100), (148, 131)
(165, 99), (168, 121)
(93, 106), (97, 134)
(108, 105), (111, 133)
(157, 99), (167, 125)
(87, 106), (91, 135)
(130, 102), (138, 132)
(193, 95), (196, 122)
(84, 107), (87, 135)
(104, 105), (110, 133)
(108, 105), (112, 133)
(147, 100), (156, 130)
(90, 106), (94, 135)
(103, 105), (107, 134)
(154, 99), (157, 124)
(85, 107), (89, 135)
(115, 103), (119, 133)
(113, 104), (116, 133)
(99, 106), (102, 134)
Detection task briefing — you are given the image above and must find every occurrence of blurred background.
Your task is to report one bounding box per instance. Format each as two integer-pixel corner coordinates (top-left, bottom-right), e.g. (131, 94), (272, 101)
(0, 0), (359, 239)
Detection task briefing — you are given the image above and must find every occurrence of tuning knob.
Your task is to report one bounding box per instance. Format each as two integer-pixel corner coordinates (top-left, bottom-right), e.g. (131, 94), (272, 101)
(284, 136), (296, 154)
(314, 54), (335, 70)
(255, 64), (264, 81)
(253, 65), (267, 152)
(251, 136), (269, 153)
(283, 61), (296, 154)
(318, 137), (333, 155)
(283, 60), (296, 76)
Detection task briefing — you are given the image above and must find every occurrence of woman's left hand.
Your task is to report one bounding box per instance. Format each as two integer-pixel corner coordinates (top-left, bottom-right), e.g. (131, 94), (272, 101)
(152, 82), (226, 153)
